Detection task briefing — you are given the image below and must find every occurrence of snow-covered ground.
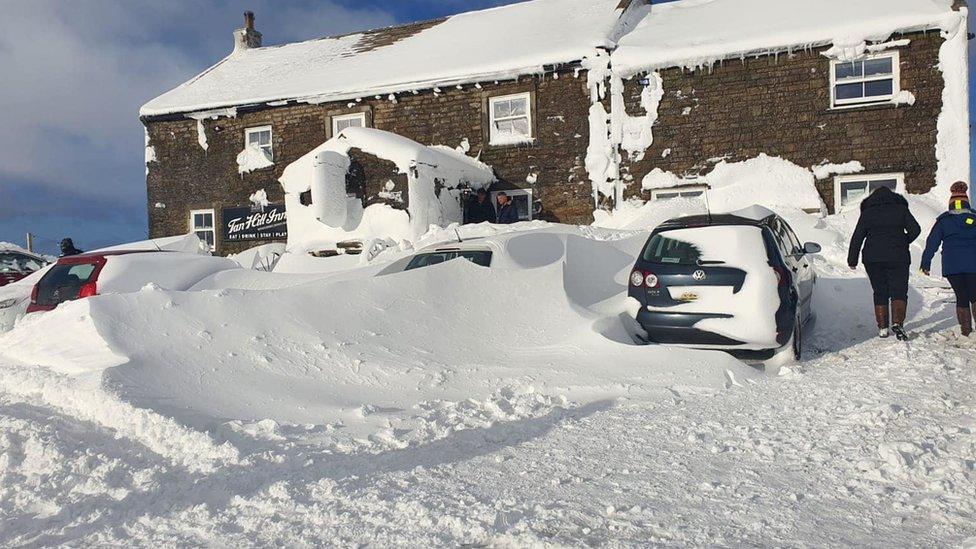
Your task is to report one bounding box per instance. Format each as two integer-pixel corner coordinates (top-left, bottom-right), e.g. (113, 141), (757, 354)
(1, 211), (974, 546)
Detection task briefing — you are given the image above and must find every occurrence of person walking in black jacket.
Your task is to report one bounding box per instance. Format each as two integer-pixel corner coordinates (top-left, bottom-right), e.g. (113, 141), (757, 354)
(848, 186), (922, 340)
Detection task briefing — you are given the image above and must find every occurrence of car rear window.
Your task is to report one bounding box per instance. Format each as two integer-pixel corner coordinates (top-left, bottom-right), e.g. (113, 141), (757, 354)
(35, 262), (98, 306)
(405, 250), (492, 271)
(0, 253), (45, 274)
(641, 233), (704, 265)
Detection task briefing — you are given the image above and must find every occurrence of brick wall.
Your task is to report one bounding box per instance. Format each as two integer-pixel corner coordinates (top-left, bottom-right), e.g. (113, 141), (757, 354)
(145, 69), (593, 255)
(617, 30), (945, 213)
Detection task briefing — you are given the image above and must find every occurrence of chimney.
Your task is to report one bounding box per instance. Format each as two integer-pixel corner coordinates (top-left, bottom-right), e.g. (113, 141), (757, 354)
(233, 10), (262, 53)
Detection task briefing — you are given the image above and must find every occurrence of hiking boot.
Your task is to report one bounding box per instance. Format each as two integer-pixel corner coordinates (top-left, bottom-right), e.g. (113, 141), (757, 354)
(959, 306), (974, 337)
(874, 305), (889, 334)
(878, 328), (890, 339)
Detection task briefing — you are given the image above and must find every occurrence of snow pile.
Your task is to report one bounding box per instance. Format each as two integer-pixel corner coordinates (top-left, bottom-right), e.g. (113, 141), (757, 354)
(811, 161), (864, 180)
(141, 0), (637, 117)
(280, 127), (495, 252)
(237, 145), (274, 174)
(229, 242), (287, 271)
(641, 167), (700, 190)
(249, 188), (270, 208)
(93, 233), (211, 255)
(612, 0), (959, 75)
(705, 154), (824, 212)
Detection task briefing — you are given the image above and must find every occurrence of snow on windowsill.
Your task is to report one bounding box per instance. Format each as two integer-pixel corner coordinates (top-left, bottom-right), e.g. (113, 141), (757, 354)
(237, 146), (275, 175)
(488, 134), (536, 148)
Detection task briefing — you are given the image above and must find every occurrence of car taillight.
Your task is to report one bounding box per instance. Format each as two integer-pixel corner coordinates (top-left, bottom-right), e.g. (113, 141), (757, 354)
(630, 270), (659, 288)
(30, 284), (38, 303)
(77, 282), (98, 299)
(772, 265), (790, 288)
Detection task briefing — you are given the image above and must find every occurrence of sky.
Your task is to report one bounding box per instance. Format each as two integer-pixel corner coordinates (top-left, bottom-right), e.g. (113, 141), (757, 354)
(0, 0), (973, 255)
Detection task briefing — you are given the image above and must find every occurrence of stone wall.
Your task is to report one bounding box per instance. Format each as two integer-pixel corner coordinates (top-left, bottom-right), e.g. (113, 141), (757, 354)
(145, 69), (593, 255)
(617, 30), (945, 213)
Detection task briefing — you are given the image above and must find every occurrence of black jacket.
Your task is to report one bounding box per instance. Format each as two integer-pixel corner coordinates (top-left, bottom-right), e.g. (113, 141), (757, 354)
(496, 202), (520, 224)
(466, 198), (497, 224)
(848, 187), (921, 267)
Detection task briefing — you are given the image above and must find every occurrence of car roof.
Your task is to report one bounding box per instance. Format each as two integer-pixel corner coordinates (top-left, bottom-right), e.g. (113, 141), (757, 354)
(656, 212), (776, 231)
(57, 250), (167, 263)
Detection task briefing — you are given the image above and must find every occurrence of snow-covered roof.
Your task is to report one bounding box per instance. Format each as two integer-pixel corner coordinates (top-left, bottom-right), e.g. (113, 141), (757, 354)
(612, 0), (960, 76)
(141, 0), (639, 118)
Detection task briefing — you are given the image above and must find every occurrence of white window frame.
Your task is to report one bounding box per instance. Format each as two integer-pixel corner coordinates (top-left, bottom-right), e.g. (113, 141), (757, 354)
(649, 185), (709, 201)
(331, 112), (367, 136)
(833, 173), (905, 211)
(245, 126), (273, 160)
(488, 92), (533, 146)
(491, 189), (534, 221)
(189, 208), (217, 251)
(829, 51), (900, 109)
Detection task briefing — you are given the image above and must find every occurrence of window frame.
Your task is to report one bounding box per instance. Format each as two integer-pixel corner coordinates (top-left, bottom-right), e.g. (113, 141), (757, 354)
(331, 112), (368, 136)
(244, 125), (274, 161)
(649, 184), (709, 201)
(189, 208), (217, 252)
(491, 189), (534, 221)
(833, 173), (905, 212)
(488, 92), (534, 146)
(829, 51), (900, 109)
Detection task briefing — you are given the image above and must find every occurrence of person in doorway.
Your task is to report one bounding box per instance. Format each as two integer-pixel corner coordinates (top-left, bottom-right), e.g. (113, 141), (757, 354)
(921, 181), (976, 337)
(59, 238), (84, 257)
(465, 188), (497, 224)
(496, 192), (520, 225)
(847, 185), (922, 341)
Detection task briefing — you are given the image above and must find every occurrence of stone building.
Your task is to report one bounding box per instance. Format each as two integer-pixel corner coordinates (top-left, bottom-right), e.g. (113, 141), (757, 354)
(141, 0), (969, 255)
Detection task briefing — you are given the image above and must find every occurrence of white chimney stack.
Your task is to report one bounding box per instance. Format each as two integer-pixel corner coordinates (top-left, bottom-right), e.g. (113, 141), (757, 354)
(233, 11), (262, 53)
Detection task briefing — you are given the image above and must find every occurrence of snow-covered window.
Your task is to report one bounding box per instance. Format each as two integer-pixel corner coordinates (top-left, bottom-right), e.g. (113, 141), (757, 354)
(650, 185), (708, 201)
(489, 93), (533, 146)
(332, 113), (367, 136)
(492, 189), (533, 221)
(830, 52), (900, 108)
(190, 209), (216, 251)
(245, 126), (273, 160)
(834, 173), (904, 210)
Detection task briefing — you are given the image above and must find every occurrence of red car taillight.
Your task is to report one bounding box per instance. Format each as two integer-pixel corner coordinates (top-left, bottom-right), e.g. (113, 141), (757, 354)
(30, 284), (38, 303)
(630, 270), (659, 288)
(77, 282), (98, 299)
(772, 265), (790, 288)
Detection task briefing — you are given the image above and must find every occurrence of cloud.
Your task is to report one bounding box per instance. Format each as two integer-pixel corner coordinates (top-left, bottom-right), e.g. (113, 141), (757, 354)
(0, 0), (396, 248)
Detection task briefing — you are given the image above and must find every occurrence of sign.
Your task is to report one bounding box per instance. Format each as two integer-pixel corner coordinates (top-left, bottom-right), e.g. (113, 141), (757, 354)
(222, 204), (287, 242)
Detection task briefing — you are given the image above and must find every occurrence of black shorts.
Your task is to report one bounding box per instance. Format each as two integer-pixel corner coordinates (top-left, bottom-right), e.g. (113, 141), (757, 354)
(947, 273), (976, 306)
(864, 262), (910, 306)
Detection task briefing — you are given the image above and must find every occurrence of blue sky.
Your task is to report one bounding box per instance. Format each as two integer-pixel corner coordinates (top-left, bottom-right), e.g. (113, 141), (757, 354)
(0, 0), (973, 255)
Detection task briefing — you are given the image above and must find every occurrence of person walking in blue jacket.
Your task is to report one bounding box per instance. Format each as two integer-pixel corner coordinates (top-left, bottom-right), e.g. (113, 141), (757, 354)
(921, 181), (976, 337)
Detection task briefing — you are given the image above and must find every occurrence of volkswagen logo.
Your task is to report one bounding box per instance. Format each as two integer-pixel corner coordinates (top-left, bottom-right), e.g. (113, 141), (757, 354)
(692, 270), (707, 281)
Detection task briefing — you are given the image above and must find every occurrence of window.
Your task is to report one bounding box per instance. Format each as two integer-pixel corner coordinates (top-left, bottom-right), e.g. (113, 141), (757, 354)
(489, 93), (533, 146)
(641, 232), (703, 265)
(0, 252), (45, 274)
(830, 52), (900, 108)
(332, 113), (367, 136)
(245, 126), (273, 160)
(404, 250), (493, 271)
(190, 209), (216, 251)
(492, 189), (534, 221)
(650, 185), (709, 201)
(834, 173), (905, 211)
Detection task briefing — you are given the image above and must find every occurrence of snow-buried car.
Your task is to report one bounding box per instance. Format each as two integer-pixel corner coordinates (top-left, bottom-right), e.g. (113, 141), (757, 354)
(629, 206), (821, 367)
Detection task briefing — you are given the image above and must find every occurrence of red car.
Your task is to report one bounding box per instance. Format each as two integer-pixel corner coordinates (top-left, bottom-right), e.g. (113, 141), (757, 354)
(26, 250), (238, 313)
(0, 249), (49, 287)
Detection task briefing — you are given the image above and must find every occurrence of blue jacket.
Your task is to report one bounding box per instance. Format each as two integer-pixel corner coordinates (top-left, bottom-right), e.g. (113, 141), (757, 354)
(921, 201), (976, 276)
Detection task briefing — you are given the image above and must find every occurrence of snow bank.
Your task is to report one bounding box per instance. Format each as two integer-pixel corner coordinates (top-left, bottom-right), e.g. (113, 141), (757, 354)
(612, 0), (958, 75)
(141, 0), (634, 117)
(237, 146), (274, 174)
(93, 233), (210, 255)
(0, 227), (757, 444)
(706, 154), (824, 213)
(280, 128), (495, 252)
